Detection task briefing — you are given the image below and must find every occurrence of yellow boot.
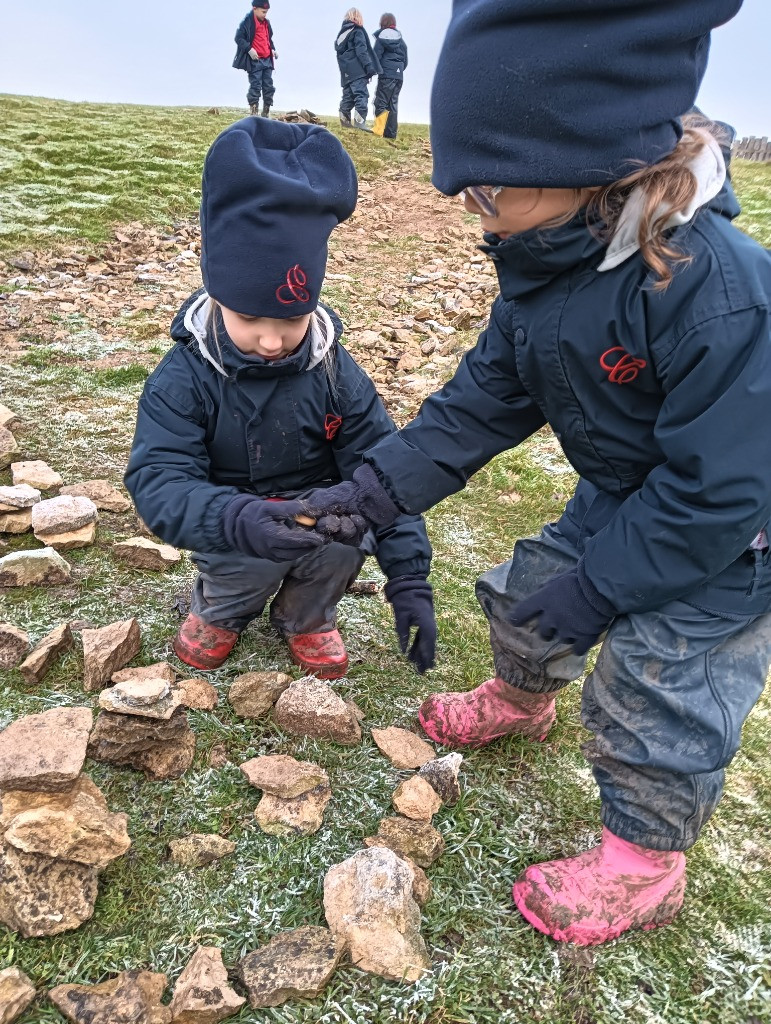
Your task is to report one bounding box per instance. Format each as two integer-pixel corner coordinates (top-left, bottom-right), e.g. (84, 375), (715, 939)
(372, 111), (389, 137)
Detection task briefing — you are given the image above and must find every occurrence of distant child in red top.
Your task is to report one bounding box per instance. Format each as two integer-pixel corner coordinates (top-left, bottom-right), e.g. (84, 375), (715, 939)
(233, 1), (278, 117)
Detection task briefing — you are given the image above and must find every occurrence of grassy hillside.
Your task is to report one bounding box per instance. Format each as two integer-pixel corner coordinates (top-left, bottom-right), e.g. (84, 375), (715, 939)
(1, 95), (770, 1024)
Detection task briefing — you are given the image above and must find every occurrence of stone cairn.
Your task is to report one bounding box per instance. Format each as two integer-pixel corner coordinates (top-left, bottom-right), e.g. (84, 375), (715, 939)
(0, 707), (131, 939)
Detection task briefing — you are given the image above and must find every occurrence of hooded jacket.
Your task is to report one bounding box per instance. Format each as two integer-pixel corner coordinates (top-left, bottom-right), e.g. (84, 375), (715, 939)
(233, 11), (275, 71)
(124, 291), (431, 580)
(374, 27), (408, 81)
(363, 173), (771, 618)
(335, 21), (382, 86)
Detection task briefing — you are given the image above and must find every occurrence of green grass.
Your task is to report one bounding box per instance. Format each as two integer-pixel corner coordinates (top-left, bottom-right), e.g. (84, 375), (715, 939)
(1, 98), (770, 1024)
(0, 94), (431, 254)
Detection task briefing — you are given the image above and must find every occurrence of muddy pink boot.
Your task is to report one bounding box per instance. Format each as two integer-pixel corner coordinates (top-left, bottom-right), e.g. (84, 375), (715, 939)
(418, 677), (556, 748)
(512, 826), (686, 945)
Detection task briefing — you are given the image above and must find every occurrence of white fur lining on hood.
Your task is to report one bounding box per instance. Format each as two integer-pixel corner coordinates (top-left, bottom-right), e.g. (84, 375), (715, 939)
(182, 292), (336, 376)
(597, 129), (726, 273)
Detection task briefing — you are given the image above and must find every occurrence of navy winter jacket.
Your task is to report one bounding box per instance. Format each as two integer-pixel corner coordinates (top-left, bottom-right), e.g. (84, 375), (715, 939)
(335, 21), (381, 86)
(125, 293), (431, 581)
(233, 12), (275, 71)
(373, 27), (408, 81)
(364, 186), (771, 618)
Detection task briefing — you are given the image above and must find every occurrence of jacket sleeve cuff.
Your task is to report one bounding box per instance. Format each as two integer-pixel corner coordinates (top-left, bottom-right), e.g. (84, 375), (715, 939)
(577, 559), (617, 618)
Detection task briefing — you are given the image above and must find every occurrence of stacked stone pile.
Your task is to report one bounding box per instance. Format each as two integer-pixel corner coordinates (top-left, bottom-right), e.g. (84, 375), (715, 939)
(0, 707), (130, 938)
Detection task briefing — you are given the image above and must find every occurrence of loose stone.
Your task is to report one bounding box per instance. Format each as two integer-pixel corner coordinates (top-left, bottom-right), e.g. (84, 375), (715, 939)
(240, 753), (328, 798)
(82, 618), (141, 692)
(60, 479), (132, 513)
(392, 775), (442, 822)
(19, 623), (73, 685)
(228, 671), (292, 718)
(113, 537), (181, 571)
(169, 946), (245, 1023)
(238, 926), (345, 1008)
(0, 966), (36, 1024)
(273, 676), (362, 745)
(0, 623), (30, 670)
(169, 834), (236, 869)
(323, 847), (430, 982)
(371, 726), (436, 769)
(0, 547), (71, 587)
(0, 707), (92, 792)
(10, 460), (62, 491)
(364, 816), (445, 868)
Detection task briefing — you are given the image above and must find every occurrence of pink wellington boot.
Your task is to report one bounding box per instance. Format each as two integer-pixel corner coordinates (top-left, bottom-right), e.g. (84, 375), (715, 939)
(512, 826), (686, 946)
(418, 676), (556, 748)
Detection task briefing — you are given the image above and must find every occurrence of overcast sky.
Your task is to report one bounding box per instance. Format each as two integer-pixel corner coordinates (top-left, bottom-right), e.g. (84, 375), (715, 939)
(0, 0), (768, 136)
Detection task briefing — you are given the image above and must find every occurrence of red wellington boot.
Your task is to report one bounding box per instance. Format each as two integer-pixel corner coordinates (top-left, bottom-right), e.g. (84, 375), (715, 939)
(285, 629), (349, 679)
(512, 826), (686, 945)
(173, 613), (239, 670)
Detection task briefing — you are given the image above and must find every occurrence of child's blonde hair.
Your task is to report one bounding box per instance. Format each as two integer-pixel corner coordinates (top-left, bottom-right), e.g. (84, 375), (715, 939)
(551, 114), (730, 290)
(204, 300), (338, 390)
(345, 8), (364, 26)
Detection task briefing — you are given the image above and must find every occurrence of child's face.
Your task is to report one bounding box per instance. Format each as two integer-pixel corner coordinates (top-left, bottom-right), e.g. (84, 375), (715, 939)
(464, 186), (589, 238)
(220, 306), (311, 361)
(253, 7), (268, 20)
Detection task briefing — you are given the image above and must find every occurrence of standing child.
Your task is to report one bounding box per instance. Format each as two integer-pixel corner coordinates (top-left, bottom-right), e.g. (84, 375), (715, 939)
(335, 8), (382, 131)
(124, 118), (435, 679)
(300, 0), (771, 946)
(233, 1), (278, 117)
(373, 13), (408, 139)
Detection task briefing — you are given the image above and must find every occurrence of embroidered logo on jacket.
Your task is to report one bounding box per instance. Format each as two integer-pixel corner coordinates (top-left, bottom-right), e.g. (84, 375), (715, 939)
(325, 414), (343, 440)
(600, 346), (647, 385)
(276, 264), (310, 305)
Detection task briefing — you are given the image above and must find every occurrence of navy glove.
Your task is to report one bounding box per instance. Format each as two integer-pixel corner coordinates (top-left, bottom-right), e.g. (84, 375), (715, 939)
(508, 563), (616, 656)
(384, 573), (437, 674)
(303, 464), (401, 544)
(222, 495), (324, 562)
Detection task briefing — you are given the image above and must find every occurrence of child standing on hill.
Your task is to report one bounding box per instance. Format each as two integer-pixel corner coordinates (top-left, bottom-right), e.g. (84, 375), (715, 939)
(233, 1), (278, 117)
(299, 0), (771, 946)
(373, 14), (408, 139)
(124, 118), (435, 679)
(335, 8), (382, 131)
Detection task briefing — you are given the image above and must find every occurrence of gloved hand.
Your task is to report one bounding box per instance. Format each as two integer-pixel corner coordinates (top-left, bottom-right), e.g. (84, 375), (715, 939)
(314, 512), (370, 545)
(302, 464), (401, 544)
(508, 563), (616, 656)
(248, 47), (259, 59)
(384, 574), (437, 674)
(223, 495), (324, 562)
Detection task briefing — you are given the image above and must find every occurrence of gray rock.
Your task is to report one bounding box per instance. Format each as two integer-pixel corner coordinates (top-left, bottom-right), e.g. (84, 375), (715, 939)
(0, 547), (71, 587)
(0, 484), (41, 511)
(323, 848), (429, 982)
(31, 495), (98, 537)
(418, 753), (464, 806)
(238, 926), (345, 1008)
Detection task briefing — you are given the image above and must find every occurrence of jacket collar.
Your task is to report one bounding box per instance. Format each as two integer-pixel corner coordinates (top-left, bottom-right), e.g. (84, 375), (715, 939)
(480, 215), (606, 300)
(174, 289), (340, 378)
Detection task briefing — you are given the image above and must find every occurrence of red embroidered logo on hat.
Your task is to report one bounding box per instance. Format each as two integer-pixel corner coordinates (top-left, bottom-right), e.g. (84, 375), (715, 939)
(276, 264), (310, 305)
(600, 346), (647, 385)
(324, 414), (343, 440)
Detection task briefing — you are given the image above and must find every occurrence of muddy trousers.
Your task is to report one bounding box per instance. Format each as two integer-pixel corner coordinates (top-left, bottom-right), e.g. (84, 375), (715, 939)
(246, 57), (275, 108)
(190, 542), (366, 636)
(340, 78), (370, 121)
(373, 77), (403, 138)
(476, 523), (771, 852)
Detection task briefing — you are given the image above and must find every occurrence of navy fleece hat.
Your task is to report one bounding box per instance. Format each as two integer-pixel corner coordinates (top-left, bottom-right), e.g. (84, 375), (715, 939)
(200, 118), (356, 317)
(252, 1), (269, 8)
(430, 0), (743, 194)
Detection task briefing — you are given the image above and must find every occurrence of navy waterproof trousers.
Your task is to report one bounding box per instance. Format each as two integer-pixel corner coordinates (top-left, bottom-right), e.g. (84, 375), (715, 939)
(374, 77), (403, 138)
(340, 78), (370, 122)
(246, 56), (275, 108)
(477, 484), (771, 852)
(190, 541), (366, 636)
